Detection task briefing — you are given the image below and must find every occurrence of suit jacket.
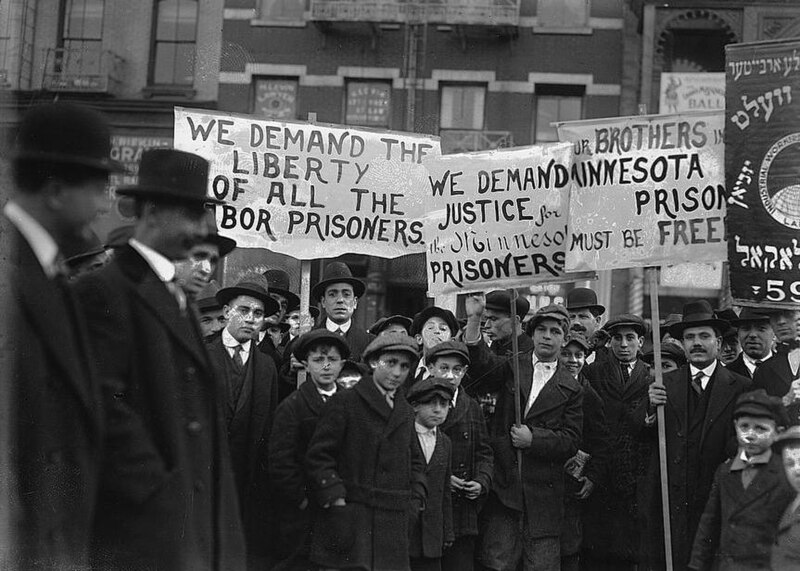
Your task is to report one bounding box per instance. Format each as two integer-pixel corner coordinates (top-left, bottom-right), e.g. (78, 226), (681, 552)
(306, 375), (427, 570)
(315, 322), (375, 363)
(753, 352), (800, 424)
(467, 340), (583, 537)
(772, 496), (800, 570)
(3, 221), (104, 569)
(635, 364), (751, 570)
(440, 389), (494, 537)
(207, 335), (278, 557)
(409, 430), (454, 559)
(74, 245), (245, 570)
(689, 451), (794, 571)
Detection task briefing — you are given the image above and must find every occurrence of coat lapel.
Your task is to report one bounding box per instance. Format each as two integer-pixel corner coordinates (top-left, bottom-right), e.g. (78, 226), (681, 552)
(666, 368), (689, 436)
(622, 360), (649, 399)
(356, 376), (391, 422)
(524, 367), (571, 421)
(729, 455), (783, 516)
(442, 390), (468, 431)
(701, 366), (739, 447)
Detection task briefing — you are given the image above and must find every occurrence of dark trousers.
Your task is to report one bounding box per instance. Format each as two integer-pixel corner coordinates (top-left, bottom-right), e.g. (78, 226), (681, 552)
(442, 535), (476, 571)
(410, 556), (442, 571)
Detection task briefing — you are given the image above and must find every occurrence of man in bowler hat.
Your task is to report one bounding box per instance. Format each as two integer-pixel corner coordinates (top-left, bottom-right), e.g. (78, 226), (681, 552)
(565, 287), (607, 366)
(73, 149), (246, 569)
(726, 308), (774, 380)
(638, 300), (750, 570)
(1, 102), (122, 568)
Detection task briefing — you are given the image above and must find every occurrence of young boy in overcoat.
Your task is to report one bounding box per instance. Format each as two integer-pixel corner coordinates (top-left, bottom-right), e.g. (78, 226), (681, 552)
(771, 425), (800, 569)
(305, 333), (427, 571)
(407, 377), (456, 571)
(689, 389), (793, 571)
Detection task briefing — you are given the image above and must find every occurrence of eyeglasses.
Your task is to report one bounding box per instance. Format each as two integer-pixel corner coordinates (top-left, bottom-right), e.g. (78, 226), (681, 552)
(432, 364), (466, 377)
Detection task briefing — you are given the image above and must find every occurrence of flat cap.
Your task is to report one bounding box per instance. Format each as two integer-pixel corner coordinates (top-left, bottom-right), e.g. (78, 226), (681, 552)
(362, 332), (419, 362)
(642, 341), (687, 367)
(485, 290), (530, 320)
(370, 315), (413, 336)
(407, 377), (455, 404)
(734, 389), (787, 424)
(565, 332), (593, 354)
(773, 425), (800, 452)
(604, 313), (646, 337)
(528, 304), (569, 330)
(293, 329), (351, 362)
(410, 306), (459, 337)
(425, 340), (471, 365)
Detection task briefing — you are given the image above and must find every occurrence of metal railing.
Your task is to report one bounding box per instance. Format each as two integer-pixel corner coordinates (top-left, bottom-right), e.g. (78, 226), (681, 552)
(309, 0), (520, 26)
(440, 129), (514, 154)
(42, 47), (124, 95)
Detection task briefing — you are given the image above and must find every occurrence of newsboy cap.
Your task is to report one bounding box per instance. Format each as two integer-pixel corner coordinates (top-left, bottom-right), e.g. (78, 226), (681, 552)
(734, 389), (786, 425)
(406, 377), (455, 404)
(362, 333), (419, 362)
(425, 340), (471, 365)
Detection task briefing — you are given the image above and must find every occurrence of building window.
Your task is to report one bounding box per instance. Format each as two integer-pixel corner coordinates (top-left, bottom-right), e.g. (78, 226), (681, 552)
(260, 0), (305, 22)
(534, 86), (583, 143)
(151, 0), (197, 86)
(345, 81), (391, 127)
(439, 85), (485, 130)
(536, 0), (590, 28)
(254, 78), (298, 120)
(58, 0), (105, 74)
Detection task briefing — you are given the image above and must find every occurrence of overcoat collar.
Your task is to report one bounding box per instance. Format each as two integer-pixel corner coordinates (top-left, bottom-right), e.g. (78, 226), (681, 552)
(355, 374), (410, 436)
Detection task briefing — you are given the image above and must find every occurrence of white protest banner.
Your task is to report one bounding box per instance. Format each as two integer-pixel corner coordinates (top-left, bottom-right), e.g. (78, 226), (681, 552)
(557, 111), (727, 272)
(423, 143), (578, 297)
(173, 107), (440, 259)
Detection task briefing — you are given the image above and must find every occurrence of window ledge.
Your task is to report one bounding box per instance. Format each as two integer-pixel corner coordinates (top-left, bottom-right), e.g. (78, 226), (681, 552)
(142, 85), (197, 99)
(250, 18), (307, 27)
(532, 26), (592, 35)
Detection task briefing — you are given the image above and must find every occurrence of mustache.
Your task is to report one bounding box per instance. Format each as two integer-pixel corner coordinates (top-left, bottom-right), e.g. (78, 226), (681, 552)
(570, 324), (587, 333)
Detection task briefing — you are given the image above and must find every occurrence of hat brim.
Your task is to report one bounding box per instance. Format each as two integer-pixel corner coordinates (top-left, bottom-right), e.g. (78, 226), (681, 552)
(371, 315), (414, 336)
(205, 234), (237, 257)
(668, 319), (728, 338)
(363, 343), (419, 362)
(268, 287), (301, 311)
(567, 303), (606, 316)
(604, 321), (646, 337)
(216, 286), (280, 316)
(426, 348), (471, 365)
(293, 332), (351, 362)
(197, 297), (223, 311)
(410, 388), (454, 404)
(729, 316), (772, 327)
(311, 277), (366, 300)
(14, 150), (127, 173)
(411, 307), (460, 336)
(116, 185), (224, 205)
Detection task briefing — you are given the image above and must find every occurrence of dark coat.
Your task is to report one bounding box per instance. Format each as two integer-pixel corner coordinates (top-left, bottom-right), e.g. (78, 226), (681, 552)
(207, 334), (278, 557)
(305, 375), (427, 571)
(409, 430), (455, 559)
(689, 451), (794, 571)
(634, 364), (751, 570)
(440, 389), (494, 538)
(74, 245), (246, 570)
(575, 373), (610, 489)
(724, 354), (752, 380)
(3, 221), (104, 569)
(753, 353), (800, 424)
(582, 358), (652, 561)
(772, 496), (800, 570)
(467, 340), (583, 537)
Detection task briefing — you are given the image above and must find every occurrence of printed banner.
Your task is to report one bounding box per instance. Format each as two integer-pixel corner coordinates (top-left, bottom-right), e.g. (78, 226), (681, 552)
(422, 143), (581, 296)
(726, 39), (800, 308)
(660, 73), (725, 114)
(557, 111), (727, 272)
(173, 107), (440, 259)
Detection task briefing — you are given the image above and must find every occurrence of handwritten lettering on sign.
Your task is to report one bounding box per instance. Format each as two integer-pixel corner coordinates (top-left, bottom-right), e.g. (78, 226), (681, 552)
(728, 50), (800, 81)
(422, 144), (575, 296)
(173, 107), (439, 259)
(557, 111), (727, 272)
(730, 86), (792, 130)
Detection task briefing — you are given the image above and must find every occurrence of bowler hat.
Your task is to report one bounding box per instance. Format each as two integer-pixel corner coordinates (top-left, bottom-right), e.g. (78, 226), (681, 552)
(425, 340), (471, 365)
(642, 341), (687, 367)
(311, 262), (366, 300)
(64, 230), (106, 266)
(668, 300), (729, 338)
(14, 102), (125, 172)
(216, 280), (280, 316)
(263, 268), (300, 311)
(116, 149), (222, 205)
(485, 290), (530, 320)
(362, 333), (419, 362)
(407, 377), (455, 404)
(528, 304), (570, 331)
(565, 287), (605, 316)
(410, 306), (459, 337)
(734, 389), (787, 425)
(370, 315), (413, 336)
(773, 425), (800, 452)
(197, 281), (223, 312)
(730, 307), (772, 328)
(716, 309), (739, 340)
(105, 225), (134, 249)
(604, 314), (647, 337)
(293, 329), (350, 362)
(203, 209), (236, 257)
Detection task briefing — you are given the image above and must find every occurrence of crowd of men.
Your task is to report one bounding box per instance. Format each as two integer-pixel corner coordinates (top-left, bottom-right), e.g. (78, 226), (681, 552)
(5, 102), (800, 571)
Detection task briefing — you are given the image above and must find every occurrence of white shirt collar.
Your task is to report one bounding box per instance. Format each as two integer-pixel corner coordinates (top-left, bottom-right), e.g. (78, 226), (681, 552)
(326, 317), (352, 333)
(129, 238), (175, 283)
(452, 387), (459, 408)
(318, 385), (337, 397)
(4, 201), (60, 278)
(415, 361), (430, 381)
(415, 422), (436, 436)
(532, 353), (558, 368)
(742, 352), (770, 370)
(222, 327), (251, 352)
(690, 360), (718, 383)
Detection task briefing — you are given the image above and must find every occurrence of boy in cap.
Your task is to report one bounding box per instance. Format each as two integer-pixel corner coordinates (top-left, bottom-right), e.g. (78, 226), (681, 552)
(371, 314), (414, 337)
(771, 425), (800, 569)
(407, 378), (456, 571)
(426, 341), (493, 571)
(463, 301), (583, 571)
(581, 313), (651, 570)
(689, 390), (793, 571)
(305, 333), (427, 571)
(642, 340), (687, 375)
(410, 306), (461, 384)
(269, 330), (350, 569)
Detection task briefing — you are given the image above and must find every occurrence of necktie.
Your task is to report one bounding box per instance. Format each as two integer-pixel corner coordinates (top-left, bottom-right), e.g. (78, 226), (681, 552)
(691, 371), (704, 396)
(620, 363), (631, 384)
(335, 328), (345, 337)
(232, 344), (245, 370)
(385, 392), (394, 409)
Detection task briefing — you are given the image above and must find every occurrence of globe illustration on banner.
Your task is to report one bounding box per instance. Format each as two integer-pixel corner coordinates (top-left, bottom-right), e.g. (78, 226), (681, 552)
(759, 133), (800, 230)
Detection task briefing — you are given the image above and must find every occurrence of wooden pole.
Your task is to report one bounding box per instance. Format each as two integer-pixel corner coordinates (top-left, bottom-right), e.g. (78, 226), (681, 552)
(647, 267), (673, 571)
(509, 288), (523, 483)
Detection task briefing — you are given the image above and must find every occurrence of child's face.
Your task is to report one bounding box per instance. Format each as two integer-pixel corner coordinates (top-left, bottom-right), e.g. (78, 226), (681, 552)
(370, 350), (413, 392)
(735, 415), (777, 457)
(426, 355), (468, 389)
(559, 343), (586, 378)
(532, 318), (565, 361)
(304, 346), (344, 389)
(783, 445), (800, 493)
(414, 396), (451, 429)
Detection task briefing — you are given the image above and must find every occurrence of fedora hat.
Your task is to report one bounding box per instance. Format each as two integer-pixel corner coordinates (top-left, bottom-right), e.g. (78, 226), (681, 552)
(410, 306), (460, 337)
(197, 281), (223, 312)
(116, 149), (222, 205)
(216, 280), (280, 316)
(485, 290), (530, 320)
(203, 209), (236, 257)
(668, 300), (728, 338)
(263, 268), (301, 311)
(565, 287), (605, 316)
(311, 262), (365, 300)
(729, 307), (772, 328)
(14, 102), (125, 172)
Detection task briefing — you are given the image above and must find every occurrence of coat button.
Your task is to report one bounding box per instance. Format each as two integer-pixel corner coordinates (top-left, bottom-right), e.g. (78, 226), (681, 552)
(463, 432), (469, 439)
(187, 421), (202, 434)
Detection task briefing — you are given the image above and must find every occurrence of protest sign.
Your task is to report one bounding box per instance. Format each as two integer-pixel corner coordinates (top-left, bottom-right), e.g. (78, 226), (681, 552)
(422, 143), (580, 296)
(557, 111), (727, 273)
(725, 38), (800, 309)
(173, 107), (439, 259)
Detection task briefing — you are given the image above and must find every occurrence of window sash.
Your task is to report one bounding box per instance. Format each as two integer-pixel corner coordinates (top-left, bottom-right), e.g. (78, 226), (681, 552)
(440, 85), (485, 130)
